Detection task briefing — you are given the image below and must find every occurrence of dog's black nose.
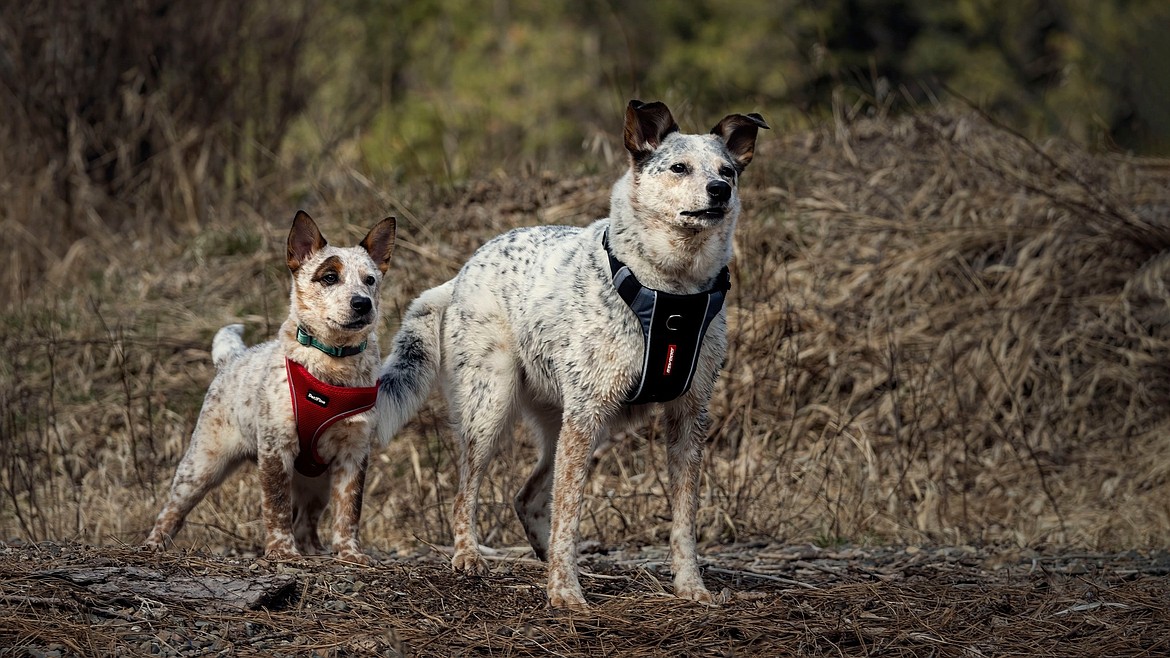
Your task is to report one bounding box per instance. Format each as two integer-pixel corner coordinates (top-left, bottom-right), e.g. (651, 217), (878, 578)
(350, 295), (372, 315)
(707, 180), (732, 203)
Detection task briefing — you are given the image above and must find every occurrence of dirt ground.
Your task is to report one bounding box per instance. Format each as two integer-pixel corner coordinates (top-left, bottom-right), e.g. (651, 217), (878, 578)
(2, 540), (1167, 657)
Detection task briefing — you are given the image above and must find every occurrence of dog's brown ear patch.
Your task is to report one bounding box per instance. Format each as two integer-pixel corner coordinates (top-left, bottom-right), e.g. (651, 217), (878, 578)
(624, 100), (679, 164)
(711, 113), (770, 172)
(288, 210), (328, 272)
(360, 217), (396, 274)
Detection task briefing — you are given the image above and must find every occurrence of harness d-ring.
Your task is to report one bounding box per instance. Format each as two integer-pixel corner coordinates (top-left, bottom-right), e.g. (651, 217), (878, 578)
(602, 229), (730, 404)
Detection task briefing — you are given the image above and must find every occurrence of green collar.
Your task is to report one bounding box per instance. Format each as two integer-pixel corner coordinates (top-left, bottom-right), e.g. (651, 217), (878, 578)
(295, 326), (367, 358)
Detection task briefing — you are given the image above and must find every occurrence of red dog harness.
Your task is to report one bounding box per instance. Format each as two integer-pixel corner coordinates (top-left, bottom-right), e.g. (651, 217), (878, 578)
(285, 358), (378, 477)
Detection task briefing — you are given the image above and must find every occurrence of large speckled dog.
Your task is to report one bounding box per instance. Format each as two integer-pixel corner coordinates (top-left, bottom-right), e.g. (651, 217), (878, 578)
(375, 100), (767, 608)
(146, 211), (396, 564)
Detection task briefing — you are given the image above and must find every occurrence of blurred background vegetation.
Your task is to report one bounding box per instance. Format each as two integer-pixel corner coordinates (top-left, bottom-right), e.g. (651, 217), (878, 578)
(305, 0), (1170, 178)
(2, 0), (1170, 296)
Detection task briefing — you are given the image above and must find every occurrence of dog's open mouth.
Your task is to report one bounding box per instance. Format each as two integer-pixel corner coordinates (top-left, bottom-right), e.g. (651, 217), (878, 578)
(680, 207), (727, 221)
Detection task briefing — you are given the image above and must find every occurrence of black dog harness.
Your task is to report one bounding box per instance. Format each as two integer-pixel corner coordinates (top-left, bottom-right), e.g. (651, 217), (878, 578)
(603, 231), (730, 404)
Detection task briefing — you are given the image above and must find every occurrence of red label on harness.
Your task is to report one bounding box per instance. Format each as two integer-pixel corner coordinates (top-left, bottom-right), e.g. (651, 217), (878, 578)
(664, 344), (678, 375)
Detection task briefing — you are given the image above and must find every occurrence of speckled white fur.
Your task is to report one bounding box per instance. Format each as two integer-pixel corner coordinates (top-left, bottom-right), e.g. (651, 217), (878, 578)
(146, 211), (396, 565)
(375, 101), (767, 608)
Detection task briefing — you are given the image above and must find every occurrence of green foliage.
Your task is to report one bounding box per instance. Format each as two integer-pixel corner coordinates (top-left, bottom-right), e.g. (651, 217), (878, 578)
(298, 0), (1170, 183)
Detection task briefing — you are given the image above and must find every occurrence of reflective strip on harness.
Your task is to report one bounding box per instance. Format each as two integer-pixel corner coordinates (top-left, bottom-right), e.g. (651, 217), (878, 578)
(285, 359), (378, 477)
(603, 231), (729, 405)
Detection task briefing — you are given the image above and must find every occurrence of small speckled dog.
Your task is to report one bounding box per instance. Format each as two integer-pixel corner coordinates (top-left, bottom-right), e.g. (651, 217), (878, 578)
(146, 211), (396, 564)
(375, 100), (767, 608)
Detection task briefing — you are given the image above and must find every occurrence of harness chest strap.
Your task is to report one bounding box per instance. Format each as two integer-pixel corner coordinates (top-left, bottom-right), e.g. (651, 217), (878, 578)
(602, 231), (730, 405)
(285, 358), (378, 477)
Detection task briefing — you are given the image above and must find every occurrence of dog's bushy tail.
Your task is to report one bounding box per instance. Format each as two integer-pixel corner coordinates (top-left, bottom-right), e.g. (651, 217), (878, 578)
(211, 324), (247, 369)
(375, 281), (453, 446)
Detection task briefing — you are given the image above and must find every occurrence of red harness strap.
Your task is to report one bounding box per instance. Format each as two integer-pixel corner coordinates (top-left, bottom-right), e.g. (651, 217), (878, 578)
(285, 358), (378, 477)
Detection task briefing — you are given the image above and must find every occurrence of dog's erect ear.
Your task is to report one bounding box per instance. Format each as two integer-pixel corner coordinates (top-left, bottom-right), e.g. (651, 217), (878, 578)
(287, 210), (327, 272)
(711, 113), (770, 172)
(624, 100), (679, 164)
(360, 216), (397, 274)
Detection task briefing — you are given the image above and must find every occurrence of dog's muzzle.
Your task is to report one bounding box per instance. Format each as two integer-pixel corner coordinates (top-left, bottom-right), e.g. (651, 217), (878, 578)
(341, 295), (374, 330)
(679, 180), (733, 222)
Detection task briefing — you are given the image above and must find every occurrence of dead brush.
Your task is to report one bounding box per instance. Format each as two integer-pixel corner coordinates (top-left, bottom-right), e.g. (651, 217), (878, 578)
(724, 111), (1170, 548)
(0, 0), (317, 306)
(3, 110), (1170, 557)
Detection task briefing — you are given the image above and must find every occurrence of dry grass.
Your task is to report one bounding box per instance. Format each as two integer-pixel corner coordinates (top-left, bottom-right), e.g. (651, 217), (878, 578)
(2, 110), (1170, 563)
(0, 0), (315, 303)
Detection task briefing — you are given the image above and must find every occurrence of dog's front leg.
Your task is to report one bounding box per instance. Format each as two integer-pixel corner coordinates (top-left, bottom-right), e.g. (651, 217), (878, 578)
(329, 454), (370, 565)
(663, 406), (718, 604)
(257, 437), (300, 559)
(545, 414), (602, 610)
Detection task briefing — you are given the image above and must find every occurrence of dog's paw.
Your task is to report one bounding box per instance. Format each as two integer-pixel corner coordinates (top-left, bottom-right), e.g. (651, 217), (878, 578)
(547, 585), (589, 611)
(676, 584), (727, 606)
(143, 528), (170, 551)
(337, 550), (371, 566)
(451, 550), (489, 575)
(264, 544), (302, 561)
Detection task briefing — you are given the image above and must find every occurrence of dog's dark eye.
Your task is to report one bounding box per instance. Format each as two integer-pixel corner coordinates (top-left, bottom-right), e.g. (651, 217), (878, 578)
(719, 165), (737, 178)
(320, 271), (339, 286)
(670, 162), (688, 174)
(364, 275), (376, 286)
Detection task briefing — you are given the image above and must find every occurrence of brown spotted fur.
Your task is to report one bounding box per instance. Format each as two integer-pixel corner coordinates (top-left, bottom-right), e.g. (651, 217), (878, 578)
(145, 211), (395, 564)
